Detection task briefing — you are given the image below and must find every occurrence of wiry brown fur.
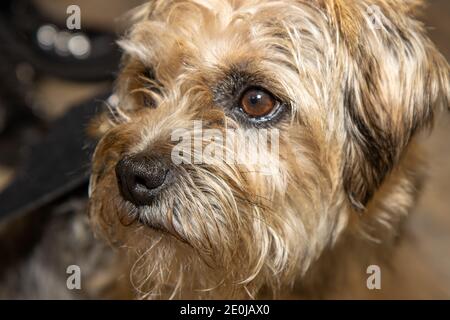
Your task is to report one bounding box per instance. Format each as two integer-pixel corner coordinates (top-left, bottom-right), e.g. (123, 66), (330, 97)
(88, 0), (449, 299)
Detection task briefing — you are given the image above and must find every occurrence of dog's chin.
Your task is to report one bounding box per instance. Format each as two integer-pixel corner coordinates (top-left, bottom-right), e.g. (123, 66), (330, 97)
(128, 203), (188, 243)
(137, 216), (166, 233)
(137, 216), (174, 237)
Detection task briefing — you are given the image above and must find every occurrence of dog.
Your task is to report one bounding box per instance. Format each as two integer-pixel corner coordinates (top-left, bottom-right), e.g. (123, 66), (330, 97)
(88, 0), (449, 299)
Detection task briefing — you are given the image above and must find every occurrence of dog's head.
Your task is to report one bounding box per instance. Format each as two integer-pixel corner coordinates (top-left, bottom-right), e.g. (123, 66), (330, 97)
(88, 0), (449, 298)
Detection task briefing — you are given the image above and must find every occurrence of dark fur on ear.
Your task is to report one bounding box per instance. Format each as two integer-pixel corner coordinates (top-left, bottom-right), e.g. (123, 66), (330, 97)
(338, 0), (449, 211)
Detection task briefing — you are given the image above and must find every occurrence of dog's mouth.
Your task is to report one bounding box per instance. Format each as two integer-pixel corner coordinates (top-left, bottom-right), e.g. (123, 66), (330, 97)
(111, 154), (187, 237)
(138, 217), (188, 243)
(126, 199), (189, 242)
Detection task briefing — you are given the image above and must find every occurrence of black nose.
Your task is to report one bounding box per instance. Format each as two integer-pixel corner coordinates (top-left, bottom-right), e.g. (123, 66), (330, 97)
(115, 154), (171, 206)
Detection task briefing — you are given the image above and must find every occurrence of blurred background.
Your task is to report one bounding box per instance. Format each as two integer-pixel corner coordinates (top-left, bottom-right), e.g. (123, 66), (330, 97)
(0, 0), (448, 299)
(0, 0), (144, 191)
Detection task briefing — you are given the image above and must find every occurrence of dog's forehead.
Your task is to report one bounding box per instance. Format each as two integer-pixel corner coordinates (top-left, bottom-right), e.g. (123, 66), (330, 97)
(120, 0), (321, 70)
(149, 0), (280, 19)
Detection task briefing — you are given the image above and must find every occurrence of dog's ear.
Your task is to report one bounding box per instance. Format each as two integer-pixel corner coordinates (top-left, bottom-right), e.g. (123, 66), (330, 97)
(332, 0), (449, 211)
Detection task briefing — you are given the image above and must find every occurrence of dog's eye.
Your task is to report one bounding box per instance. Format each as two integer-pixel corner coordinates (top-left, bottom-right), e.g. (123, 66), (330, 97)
(132, 88), (156, 108)
(239, 88), (279, 118)
(136, 68), (159, 108)
(141, 94), (155, 108)
(143, 68), (155, 81)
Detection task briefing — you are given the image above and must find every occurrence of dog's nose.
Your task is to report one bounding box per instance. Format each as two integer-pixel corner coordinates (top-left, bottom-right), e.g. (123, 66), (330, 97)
(115, 154), (170, 206)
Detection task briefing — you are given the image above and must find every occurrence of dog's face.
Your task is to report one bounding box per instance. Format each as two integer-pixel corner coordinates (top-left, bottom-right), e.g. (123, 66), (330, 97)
(89, 0), (448, 298)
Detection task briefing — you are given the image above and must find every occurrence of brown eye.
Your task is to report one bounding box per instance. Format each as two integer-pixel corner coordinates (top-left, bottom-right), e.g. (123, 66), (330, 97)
(141, 92), (155, 108)
(136, 68), (159, 108)
(240, 88), (278, 118)
(130, 89), (155, 108)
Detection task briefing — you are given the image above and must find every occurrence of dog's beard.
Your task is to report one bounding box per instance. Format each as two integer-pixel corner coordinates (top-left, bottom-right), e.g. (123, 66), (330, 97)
(88, 125), (327, 298)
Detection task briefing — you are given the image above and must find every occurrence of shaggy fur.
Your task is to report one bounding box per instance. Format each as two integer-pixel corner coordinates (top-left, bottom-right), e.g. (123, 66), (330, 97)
(88, 0), (449, 299)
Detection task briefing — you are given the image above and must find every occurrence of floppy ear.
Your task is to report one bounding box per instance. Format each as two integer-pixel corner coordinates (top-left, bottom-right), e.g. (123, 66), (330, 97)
(335, 0), (449, 211)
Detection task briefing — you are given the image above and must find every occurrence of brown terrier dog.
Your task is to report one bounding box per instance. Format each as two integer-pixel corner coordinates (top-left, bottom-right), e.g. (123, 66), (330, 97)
(88, 0), (449, 299)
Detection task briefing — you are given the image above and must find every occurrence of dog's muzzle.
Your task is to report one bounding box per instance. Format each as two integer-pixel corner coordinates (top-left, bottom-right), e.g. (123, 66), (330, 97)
(115, 153), (172, 206)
